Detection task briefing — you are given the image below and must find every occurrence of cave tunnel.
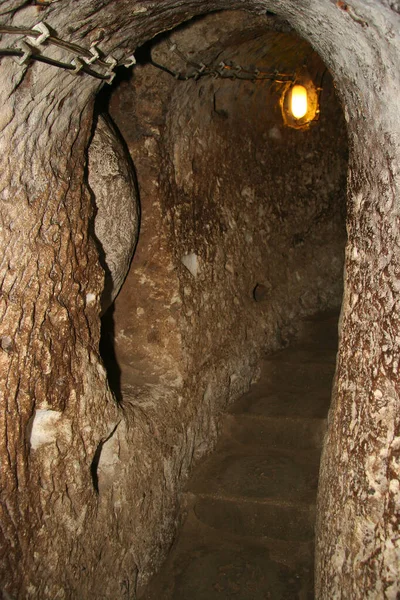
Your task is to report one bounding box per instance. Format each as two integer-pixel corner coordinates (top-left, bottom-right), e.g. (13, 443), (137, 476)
(92, 13), (348, 596)
(95, 10), (348, 415)
(0, 2), (399, 600)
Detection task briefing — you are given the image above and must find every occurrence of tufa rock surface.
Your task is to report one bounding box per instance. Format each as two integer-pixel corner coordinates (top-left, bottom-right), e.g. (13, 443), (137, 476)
(88, 114), (140, 310)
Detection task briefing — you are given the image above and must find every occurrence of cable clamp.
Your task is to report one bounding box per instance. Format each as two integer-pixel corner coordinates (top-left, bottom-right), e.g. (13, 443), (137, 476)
(104, 54), (117, 70)
(14, 41), (33, 65)
(27, 21), (50, 47)
(82, 43), (100, 65)
(218, 61), (227, 76)
(70, 57), (84, 74)
(198, 63), (206, 73)
(105, 70), (116, 84)
(123, 53), (136, 68)
(103, 54), (117, 84)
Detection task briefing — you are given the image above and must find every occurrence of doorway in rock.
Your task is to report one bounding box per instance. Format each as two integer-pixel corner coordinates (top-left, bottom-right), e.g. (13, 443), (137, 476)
(93, 9), (347, 413)
(90, 8), (348, 594)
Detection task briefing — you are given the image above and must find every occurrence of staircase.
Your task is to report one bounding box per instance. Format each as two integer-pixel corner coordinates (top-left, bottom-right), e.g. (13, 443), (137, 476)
(142, 311), (339, 600)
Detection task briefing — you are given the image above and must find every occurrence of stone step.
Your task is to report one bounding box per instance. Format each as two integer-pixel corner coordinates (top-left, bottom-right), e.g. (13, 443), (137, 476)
(230, 386), (332, 419)
(256, 358), (336, 392)
(187, 443), (320, 505)
(189, 493), (316, 543)
(140, 311), (339, 600)
(223, 413), (327, 449)
(266, 343), (337, 366)
(296, 311), (340, 349)
(141, 510), (314, 600)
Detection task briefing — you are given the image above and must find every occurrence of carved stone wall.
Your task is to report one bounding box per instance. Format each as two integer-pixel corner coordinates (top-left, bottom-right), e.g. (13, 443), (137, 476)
(0, 1), (398, 599)
(106, 14), (347, 491)
(88, 114), (140, 310)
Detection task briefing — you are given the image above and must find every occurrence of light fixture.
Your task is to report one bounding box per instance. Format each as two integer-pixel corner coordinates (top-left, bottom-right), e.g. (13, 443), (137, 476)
(290, 84), (308, 119)
(280, 73), (320, 130)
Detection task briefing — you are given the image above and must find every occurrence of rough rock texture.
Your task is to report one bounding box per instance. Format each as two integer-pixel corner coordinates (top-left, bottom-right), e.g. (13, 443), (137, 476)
(142, 311), (339, 600)
(104, 19), (347, 596)
(0, 1), (399, 600)
(87, 114), (139, 310)
(158, 21), (347, 390)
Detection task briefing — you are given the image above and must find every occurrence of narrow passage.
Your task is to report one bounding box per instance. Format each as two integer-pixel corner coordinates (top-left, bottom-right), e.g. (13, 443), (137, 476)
(142, 312), (338, 599)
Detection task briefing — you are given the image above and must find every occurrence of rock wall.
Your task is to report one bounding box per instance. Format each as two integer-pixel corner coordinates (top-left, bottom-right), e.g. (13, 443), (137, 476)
(0, 1), (398, 599)
(160, 23), (347, 392)
(105, 13), (348, 593)
(107, 13), (347, 462)
(88, 114), (140, 310)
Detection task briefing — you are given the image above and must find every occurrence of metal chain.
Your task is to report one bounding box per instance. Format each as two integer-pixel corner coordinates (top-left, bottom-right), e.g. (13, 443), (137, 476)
(157, 39), (295, 83)
(0, 21), (136, 83)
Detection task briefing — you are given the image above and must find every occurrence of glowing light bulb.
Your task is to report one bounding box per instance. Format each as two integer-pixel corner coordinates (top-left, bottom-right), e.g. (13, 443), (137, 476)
(290, 85), (308, 119)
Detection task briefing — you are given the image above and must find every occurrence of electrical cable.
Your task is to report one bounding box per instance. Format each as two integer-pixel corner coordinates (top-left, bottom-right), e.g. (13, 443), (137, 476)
(0, 47), (112, 79)
(0, 22), (296, 85)
(149, 57), (294, 83)
(0, 24), (113, 69)
(160, 41), (294, 83)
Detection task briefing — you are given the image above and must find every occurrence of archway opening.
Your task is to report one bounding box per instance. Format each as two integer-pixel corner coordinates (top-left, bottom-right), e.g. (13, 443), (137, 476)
(89, 9), (348, 593)
(93, 9), (347, 416)
(2, 0), (399, 597)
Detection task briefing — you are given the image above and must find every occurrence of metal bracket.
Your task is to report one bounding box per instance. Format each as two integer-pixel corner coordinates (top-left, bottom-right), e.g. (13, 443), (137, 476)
(103, 54), (117, 84)
(218, 61), (227, 76)
(14, 41), (32, 65)
(123, 53), (136, 68)
(70, 57), (84, 74)
(104, 70), (116, 84)
(27, 21), (50, 47)
(82, 43), (100, 65)
(104, 54), (117, 70)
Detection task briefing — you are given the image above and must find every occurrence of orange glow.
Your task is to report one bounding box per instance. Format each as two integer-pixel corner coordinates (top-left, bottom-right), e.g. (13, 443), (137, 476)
(290, 84), (308, 119)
